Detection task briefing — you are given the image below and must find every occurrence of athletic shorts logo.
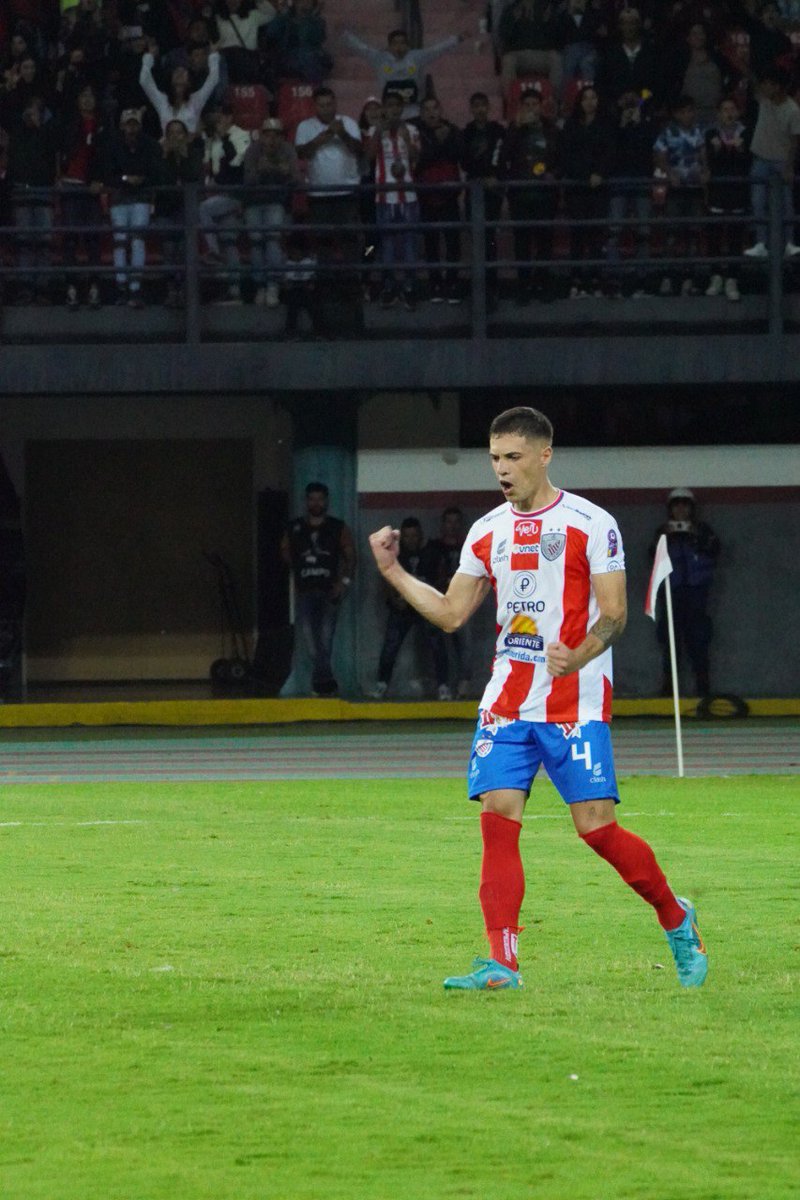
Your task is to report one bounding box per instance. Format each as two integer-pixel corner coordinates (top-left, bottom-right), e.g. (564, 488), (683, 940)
(541, 531), (566, 561)
(512, 573), (537, 599)
(558, 721), (582, 739)
(475, 739), (493, 758)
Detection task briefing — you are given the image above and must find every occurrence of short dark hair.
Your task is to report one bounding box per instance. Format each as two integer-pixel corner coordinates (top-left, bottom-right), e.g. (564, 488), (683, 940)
(313, 85), (335, 101)
(384, 90), (404, 104)
(400, 516), (422, 530)
(305, 481), (329, 496)
(489, 406), (554, 444)
(442, 505), (463, 520)
(469, 91), (489, 105)
(674, 93), (696, 110)
(388, 29), (408, 41)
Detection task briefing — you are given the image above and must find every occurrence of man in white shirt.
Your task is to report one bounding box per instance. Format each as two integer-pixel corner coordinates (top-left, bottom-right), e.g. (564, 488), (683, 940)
(295, 86), (362, 267)
(743, 68), (800, 258)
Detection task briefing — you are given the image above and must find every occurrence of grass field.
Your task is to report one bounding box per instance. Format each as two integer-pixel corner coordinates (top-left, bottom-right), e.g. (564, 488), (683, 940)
(1, 772), (797, 1199)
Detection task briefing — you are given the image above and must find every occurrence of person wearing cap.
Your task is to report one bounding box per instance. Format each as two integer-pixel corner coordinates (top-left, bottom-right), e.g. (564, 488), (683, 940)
(243, 116), (298, 306)
(97, 106), (162, 306)
(649, 488), (720, 697)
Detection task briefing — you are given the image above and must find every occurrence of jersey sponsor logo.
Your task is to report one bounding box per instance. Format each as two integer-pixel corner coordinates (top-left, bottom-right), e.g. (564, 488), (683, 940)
(506, 600), (545, 614)
(475, 738), (493, 758)
(506, 633), (544, 652)
(607, 529), (619, 558)
(512, 573), (537, 598)
(541, 531), (566, 561)
(504, 614), (544, 655)
(512, 518), (541, 570)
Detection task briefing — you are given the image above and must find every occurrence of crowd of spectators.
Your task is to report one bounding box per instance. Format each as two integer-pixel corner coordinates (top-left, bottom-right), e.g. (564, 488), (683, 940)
(2, 0), (800, 313)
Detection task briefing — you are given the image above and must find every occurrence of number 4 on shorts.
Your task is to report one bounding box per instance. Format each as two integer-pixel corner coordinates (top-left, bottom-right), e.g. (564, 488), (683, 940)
(571, 741), (593, 770)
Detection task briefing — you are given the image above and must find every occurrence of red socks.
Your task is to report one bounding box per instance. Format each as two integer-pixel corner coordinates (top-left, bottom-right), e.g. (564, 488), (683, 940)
(580, 820), (685, 931)
(479, 811), (525, 969)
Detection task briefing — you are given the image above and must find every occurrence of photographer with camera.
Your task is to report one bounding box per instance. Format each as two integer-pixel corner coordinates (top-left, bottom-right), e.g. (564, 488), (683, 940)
(649, 488), (720, 698)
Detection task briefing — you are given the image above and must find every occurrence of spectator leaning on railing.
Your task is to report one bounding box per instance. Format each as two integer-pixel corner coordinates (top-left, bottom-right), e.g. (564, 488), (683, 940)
(561, 83), (616, 298)
(460, 91), (506, 307)
(704, 96), (751, 300)
(499, 87), (560, 306)
(294, 86), (362, 270)
(366, 89), (421, 311)
(97, 106), (162, 308)
(243, 116), (298, 307)
(8, 98), (58, 305)
(154, 118), (205, 309)
(743, 67), (800, 258)
(415, 96), (463, 305)
(200, 103), (251, 304)
(57, 81), (104, 309)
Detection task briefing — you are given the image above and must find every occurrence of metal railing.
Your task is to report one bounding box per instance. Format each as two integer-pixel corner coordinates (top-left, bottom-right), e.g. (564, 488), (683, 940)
(0, 175), (794, 345)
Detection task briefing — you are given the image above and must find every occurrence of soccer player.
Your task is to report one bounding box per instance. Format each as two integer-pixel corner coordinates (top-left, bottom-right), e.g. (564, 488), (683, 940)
(368, 406), (708, 991)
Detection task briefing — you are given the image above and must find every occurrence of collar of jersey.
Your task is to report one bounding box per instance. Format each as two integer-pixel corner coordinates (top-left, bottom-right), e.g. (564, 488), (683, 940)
(510, 489), (563, 517)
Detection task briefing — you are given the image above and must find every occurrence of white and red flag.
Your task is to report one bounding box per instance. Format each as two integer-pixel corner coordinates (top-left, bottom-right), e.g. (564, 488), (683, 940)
(644, 533), (673, 619)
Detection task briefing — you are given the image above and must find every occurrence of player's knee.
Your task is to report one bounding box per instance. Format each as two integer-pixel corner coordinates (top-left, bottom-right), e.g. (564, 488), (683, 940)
(480, 791), (525, 821)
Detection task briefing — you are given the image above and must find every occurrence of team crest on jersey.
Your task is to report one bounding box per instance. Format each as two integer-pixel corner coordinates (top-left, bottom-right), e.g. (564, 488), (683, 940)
(475, 739), (493, 758)
(541, 531), (566, 561)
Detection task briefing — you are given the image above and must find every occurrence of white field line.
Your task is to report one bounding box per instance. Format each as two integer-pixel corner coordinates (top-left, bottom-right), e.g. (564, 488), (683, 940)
(0, 819), (147, 828)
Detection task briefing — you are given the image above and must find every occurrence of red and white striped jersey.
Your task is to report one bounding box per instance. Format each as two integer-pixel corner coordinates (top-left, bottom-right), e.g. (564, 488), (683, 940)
(374, 123), (419, 206)
(458, 490), (625, 724)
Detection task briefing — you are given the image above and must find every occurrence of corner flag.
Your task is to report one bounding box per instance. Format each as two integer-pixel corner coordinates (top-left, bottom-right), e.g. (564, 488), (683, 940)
(644, 533), (684, 777)
(645, 534), (672, 619)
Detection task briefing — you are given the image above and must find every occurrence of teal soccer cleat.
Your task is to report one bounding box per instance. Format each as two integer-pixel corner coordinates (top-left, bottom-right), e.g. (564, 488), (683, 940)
(665, 898), (708, 988)
(443, 957), (523, 991)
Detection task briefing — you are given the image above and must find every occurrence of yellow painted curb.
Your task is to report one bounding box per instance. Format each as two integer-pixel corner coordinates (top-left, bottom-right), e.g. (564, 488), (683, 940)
(0, 696), (796, 727)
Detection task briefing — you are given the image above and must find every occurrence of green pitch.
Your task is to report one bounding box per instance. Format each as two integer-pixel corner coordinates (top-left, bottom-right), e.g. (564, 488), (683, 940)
(1, 775), (797, 1199)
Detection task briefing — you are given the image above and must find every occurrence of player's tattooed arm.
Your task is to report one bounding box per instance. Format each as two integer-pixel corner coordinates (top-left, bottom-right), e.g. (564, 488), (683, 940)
(587, 611), (626, 650)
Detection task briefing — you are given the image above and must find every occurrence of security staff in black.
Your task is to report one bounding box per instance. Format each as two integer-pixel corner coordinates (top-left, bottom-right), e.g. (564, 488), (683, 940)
(280, 482), (356, 696)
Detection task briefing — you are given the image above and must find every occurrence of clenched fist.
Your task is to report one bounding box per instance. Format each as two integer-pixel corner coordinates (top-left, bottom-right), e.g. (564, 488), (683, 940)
(368, 525), (400, 574)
